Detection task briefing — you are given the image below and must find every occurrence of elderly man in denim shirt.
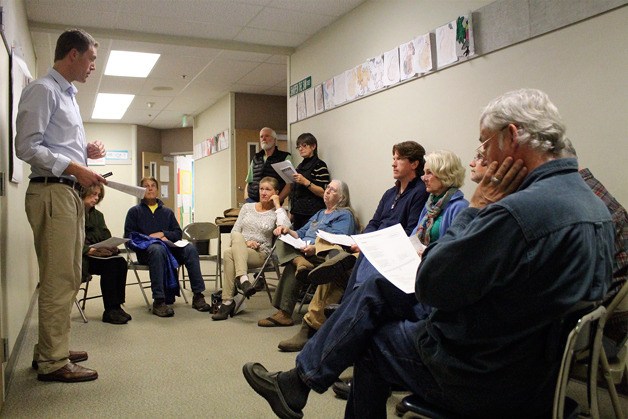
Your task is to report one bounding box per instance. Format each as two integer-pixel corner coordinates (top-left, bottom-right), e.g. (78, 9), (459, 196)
(242, 89), (614, 419)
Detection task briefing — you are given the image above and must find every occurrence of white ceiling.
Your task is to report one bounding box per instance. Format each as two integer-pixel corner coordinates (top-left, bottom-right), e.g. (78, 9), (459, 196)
(25, 0), (366, 129)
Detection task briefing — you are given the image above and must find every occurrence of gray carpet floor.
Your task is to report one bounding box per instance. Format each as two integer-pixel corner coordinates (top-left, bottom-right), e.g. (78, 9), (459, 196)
(1, 266), (625, 418)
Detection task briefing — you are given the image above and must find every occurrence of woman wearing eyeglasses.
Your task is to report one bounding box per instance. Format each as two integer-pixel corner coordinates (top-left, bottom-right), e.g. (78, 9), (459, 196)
(413, 150), (469, 251)
(289, 133), (331, 230)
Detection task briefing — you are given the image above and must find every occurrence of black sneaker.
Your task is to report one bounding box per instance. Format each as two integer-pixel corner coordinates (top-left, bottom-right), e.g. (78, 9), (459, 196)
(102, 309), (129, 324)
(152, 301), (175, 317)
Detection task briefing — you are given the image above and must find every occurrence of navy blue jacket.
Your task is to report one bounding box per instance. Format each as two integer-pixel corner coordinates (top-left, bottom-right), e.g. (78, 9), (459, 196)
(416, 158), (614, 416)
(124, 199), (182, 242)
(363, 176), (429, 235)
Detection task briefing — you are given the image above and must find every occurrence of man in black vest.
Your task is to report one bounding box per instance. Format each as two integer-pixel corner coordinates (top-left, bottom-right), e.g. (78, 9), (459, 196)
(245, 127), (292, 203)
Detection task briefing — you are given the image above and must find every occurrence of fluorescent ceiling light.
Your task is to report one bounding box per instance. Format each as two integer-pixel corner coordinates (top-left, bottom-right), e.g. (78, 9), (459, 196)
(92, 93), (134, 119)
(104, 50), (160, 77)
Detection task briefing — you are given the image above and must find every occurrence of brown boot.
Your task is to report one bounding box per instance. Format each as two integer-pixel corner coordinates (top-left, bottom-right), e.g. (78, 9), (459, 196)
(278, 322), (316, 352)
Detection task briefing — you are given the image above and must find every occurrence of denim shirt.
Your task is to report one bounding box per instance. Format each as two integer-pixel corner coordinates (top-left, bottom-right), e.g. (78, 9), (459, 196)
(415, 158), (614, 416)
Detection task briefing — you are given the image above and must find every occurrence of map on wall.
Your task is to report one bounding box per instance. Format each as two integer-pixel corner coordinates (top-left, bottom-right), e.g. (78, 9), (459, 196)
(383, 47), (400, 86)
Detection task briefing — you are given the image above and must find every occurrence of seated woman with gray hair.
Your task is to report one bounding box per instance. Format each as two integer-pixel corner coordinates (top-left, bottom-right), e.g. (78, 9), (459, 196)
(259, 179), (359, 327)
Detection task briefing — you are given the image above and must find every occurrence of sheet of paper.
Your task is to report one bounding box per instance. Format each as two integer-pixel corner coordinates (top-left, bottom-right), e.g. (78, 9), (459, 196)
(316, 230), (356, 247)
(271, 160), (297, 184)
(278, 234), (308, 249)
(164, 239), (190, 248)
(89, 237), (129, 248)
(106, 180), (147, 199)
(351, 224), (421, 294)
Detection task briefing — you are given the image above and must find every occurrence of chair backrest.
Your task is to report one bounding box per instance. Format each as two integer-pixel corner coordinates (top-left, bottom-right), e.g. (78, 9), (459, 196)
(553, 304), (606, 419)
(182, 222), (220, 256)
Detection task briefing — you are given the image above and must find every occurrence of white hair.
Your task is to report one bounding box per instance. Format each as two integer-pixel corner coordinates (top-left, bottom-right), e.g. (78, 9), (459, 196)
(480, 89), (567, 156)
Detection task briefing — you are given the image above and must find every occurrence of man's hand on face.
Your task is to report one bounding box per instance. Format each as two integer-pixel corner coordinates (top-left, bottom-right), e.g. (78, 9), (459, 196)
(469, 157), (527, 209)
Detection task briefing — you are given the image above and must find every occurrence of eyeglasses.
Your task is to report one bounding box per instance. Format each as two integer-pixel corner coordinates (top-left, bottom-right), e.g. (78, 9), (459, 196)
(296, 144), (311, 149)
(475, 125), (510, 158)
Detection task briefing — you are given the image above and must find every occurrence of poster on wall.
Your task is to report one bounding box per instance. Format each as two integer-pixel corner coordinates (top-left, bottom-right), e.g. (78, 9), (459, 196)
(435, 20), (458, 68)
(383, 47), (400, 87)
(415, 33), (434, 74)
(367, 54), (384, 93)
(455, 15), (474, 59)
(288, 94), (298, 123)
(314, 84), (324, 114)
(304, 88), (315, 118)
(323, 78), (334, 110)
(399, 39), (418, 81)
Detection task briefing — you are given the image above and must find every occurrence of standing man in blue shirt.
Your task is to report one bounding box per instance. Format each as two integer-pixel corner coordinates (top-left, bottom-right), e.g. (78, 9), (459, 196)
(16, 29), (106, 383)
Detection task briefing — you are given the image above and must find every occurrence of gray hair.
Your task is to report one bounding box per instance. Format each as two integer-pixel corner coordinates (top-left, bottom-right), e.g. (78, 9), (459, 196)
(480, 89), (566, 156)
(329, 179), (361, 232)
(561, 137), (577, 158)
(260, 127), (277, 139)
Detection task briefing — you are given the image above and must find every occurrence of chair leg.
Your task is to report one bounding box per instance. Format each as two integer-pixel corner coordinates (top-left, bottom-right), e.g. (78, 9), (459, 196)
(74, 299), (88, 323)
(80, 279), (90, 310)
(178, 267), (189, 304)
(599, 347), (626, 419)
(132, 269), (152, 310)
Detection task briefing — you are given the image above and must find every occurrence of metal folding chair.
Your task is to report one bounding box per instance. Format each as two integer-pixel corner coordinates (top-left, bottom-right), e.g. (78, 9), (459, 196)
(124, 243), (187, 309)
(233, 242), (280, 313)
(181, 222), (222, 290)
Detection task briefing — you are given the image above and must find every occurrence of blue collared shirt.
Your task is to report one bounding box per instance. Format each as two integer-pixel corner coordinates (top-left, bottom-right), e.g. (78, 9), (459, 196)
(15, 68), (87, 179)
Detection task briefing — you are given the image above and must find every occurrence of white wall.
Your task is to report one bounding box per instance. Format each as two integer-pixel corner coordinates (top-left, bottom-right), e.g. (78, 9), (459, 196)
(84, 123), (138, 236)
(193, 93), (234, 223)
(0, 0), (39, 371)
(289, 1), (628, 224)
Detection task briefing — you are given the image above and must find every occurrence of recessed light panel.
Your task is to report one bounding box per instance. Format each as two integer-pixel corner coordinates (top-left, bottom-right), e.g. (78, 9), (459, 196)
(104, 50), (160, 78)
(92, 93), (135, 119)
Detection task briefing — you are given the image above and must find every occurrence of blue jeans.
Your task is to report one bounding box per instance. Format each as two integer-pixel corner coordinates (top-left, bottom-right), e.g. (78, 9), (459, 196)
(137, 243), (206, 300)
(295, 276), (444, 418)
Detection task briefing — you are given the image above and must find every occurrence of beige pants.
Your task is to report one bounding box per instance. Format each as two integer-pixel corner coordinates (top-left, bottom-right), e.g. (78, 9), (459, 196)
(222, 231), (266, 300)
(25, 183), (84, 374)
(303, 282), (345, 330)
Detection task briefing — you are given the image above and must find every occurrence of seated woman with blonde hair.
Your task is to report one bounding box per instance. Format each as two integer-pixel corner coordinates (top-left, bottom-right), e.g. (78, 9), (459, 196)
(413, 149), (469, 249)
(212, 177), (290, 320)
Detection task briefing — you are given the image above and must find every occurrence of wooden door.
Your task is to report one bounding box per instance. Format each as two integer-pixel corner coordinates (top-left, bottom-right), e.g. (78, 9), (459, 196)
(234, 129), (287, 205)
(142, 151), (175, 211)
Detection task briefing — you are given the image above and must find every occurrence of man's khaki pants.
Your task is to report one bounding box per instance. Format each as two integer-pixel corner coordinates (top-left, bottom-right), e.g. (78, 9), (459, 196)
(25, 182), (84, 374)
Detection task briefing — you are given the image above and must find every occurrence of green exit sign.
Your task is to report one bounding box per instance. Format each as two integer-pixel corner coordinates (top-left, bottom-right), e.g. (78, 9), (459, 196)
(290, 76), (312, 97)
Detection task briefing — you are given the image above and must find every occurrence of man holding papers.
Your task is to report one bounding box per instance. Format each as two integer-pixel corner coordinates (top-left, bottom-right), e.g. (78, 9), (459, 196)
(243, 89), (614, 418)
(245, 127), (292, 203)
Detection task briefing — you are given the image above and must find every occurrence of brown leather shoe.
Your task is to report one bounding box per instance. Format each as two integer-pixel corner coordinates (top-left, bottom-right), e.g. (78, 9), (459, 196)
(37, 362), (98, 382)
(32, 350), (88, 370)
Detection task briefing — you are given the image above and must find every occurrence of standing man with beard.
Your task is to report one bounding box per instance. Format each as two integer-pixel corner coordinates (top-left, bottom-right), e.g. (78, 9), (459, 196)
(244, 127), (292, 203)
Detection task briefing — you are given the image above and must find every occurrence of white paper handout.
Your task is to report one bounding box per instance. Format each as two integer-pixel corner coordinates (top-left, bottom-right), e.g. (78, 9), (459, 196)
(106, 180), (147, 199)
(316, 230), (356, 247)
(278, 234), (309, 249)
(89, 237), (129, 248)
(350, 224), (421, 294)
(164, 239), (190, 248)
(271, 161), (297, 184)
